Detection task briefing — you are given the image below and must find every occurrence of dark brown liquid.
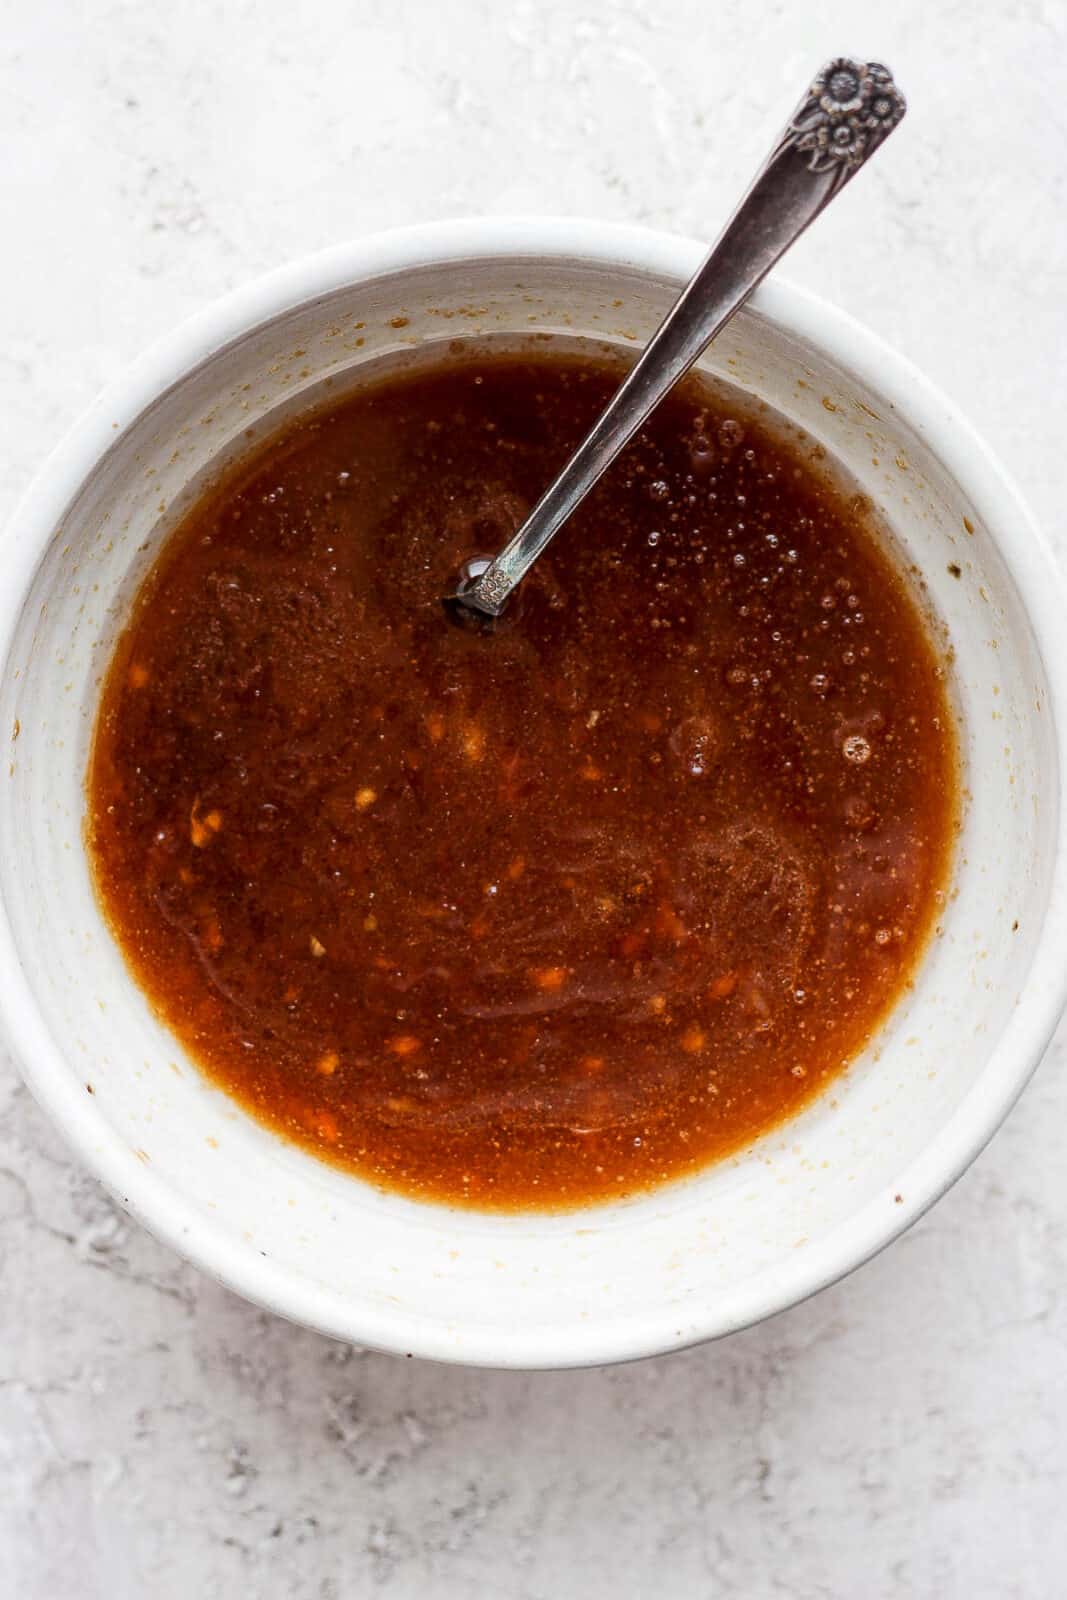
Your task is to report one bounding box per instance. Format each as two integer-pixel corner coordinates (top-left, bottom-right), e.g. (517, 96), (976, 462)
(88, 354), (957, 1209)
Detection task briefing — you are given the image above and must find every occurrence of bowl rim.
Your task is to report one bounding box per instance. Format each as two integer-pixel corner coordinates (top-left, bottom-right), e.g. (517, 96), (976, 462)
(2, 215), (1066, 1368)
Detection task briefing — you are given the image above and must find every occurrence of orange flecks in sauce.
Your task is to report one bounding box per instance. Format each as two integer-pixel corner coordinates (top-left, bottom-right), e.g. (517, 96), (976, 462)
(462, 722), (486, 763)
(386, 1034), (421, 1057)
(189, 798), (223, 848)
(87, 355), (957, 1211)
(655, 901), (687, 943)
(312, 1109), (339, 1142)
(530, 966), (568, 993)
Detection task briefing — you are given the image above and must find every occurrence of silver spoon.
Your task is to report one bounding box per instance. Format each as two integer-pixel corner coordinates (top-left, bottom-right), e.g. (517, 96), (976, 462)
(445, 57), (905, 623)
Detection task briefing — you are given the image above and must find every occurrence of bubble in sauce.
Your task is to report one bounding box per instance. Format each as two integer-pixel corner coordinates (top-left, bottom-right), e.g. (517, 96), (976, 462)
(688, 435), (717, 476)
(843, 734), (872, 765)
(670, 715), (722, 779)
(843, 794), (877, 831)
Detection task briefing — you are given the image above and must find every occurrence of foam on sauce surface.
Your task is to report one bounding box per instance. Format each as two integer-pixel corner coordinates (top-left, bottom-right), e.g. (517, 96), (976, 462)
(88, 354), (957, 1208)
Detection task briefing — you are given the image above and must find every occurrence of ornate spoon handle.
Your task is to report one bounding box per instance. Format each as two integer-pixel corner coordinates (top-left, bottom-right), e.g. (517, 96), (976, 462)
(450, 59), (906, 620)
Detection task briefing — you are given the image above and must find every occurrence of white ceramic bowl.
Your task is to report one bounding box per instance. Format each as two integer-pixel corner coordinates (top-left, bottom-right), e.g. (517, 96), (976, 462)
(2, 219), (1066, 1369)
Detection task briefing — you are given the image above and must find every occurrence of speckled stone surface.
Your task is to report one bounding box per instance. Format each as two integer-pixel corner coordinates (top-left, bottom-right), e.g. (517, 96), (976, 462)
(2, 3), (1066, 1595)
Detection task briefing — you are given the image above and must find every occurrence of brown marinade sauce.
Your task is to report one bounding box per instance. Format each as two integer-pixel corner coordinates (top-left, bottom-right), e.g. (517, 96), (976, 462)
(88, 354), (957, 1209)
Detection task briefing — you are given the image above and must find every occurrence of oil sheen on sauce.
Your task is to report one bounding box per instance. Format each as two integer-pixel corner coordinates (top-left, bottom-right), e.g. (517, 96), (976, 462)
(88, 354), (958, 1210)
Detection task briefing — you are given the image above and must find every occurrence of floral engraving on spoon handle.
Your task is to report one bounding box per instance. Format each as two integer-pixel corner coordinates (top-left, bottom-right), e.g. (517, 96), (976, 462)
(784, 58), (906, 176)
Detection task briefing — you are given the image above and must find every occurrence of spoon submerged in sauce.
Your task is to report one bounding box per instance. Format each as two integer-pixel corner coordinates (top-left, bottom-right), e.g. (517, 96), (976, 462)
(445, 57), (906, 625)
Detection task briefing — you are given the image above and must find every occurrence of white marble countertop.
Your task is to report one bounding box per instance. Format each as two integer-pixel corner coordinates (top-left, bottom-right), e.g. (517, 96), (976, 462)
(2, 2), (1066, 1595)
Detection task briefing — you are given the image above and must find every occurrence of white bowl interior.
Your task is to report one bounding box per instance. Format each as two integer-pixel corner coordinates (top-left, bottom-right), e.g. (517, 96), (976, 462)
(0, 242), (1058, 1365)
